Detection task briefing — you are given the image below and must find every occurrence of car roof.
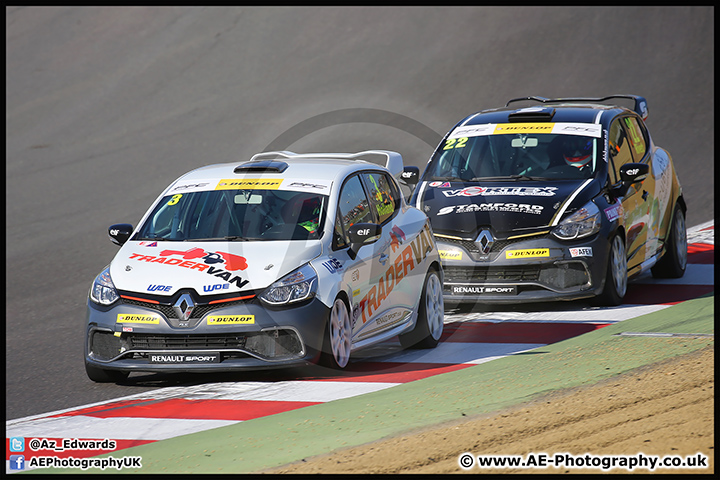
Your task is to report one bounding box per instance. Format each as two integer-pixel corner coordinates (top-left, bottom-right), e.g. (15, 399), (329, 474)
(458, 94), (648, 128)
(175, 150), (403, 186)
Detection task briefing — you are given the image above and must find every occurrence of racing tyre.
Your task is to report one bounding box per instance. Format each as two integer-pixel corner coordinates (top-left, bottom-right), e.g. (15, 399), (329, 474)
(85, 362), (130, 383)
(593, 234), (627, 306)
(399, 269), (444, 349)
(320, 297), (352, 369)
(651, 205), (687, 279)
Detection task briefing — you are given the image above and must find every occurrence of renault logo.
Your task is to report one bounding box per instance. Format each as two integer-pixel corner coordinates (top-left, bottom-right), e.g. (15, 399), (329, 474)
(475, 230), (494, 254)
(173, 293), (195, 321)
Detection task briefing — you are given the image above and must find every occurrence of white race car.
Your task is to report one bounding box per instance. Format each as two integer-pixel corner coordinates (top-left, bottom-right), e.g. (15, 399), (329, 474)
(85, 151), (444, 382)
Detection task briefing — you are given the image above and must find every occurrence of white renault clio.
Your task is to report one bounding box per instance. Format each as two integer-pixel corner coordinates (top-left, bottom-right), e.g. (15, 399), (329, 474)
(85, 151), (443, 382)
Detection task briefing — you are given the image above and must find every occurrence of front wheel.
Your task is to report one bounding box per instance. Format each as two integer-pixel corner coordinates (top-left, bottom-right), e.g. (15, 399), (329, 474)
(399, 269), (444, 349)
(319, 297), (352, 369)
(593, 234), (627, 306)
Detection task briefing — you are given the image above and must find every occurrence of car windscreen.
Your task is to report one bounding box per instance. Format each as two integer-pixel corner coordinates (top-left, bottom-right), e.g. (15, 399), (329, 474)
(134, 189), (327, 241)
(426, 133), (598, 181)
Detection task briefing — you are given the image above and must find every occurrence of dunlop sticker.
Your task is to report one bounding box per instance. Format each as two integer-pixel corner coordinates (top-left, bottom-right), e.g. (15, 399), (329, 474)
(505, 248), (550, 259)
(216, 179), (283, 190)
(494, 123), (555, 134)
(207, 315), (255, 325)
(116, 313), (161, 324)
(439, 250), (463, 260)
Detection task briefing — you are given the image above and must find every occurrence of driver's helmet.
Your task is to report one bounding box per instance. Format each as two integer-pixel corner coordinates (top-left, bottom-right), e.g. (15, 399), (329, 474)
(297, 196), (322, 233)
(562, 136), (593, 168)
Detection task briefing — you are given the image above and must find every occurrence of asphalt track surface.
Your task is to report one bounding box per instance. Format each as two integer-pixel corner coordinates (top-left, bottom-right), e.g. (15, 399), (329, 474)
(5, 5), (714, 427)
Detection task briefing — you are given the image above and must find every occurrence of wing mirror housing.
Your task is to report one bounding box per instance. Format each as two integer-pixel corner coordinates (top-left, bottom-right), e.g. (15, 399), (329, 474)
(619, 163), (649, 184)
(347, 223), (382, 259)
(400, 166), (420, 190)
(108, 224), (134, 246)
(611, 163), (649, 198)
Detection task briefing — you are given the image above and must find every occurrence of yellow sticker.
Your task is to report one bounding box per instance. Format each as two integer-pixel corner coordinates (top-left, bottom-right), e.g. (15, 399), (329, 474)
(207, 315), (255, 325)
(506, 248), (550, 259)
(116, 313), (161, 324)
(216, 179), (283, 190)
(494, 123), (555, 134)
(443, 137), (468, 150)
(439, 250), (463, 260)
(167, 194), (183, 206)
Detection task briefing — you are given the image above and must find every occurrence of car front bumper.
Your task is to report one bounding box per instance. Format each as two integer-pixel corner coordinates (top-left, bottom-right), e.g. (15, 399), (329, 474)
(85, 295), (329, 373)
(437, 233), (611, 304)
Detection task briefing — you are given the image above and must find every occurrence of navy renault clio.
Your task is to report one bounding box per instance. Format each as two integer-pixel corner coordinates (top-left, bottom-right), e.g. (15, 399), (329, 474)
(407, 95), (687, 305)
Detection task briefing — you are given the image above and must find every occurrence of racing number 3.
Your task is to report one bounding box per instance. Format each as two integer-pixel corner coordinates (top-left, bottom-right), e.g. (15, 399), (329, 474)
(167, 194), (183, 206)
(443, 137), (468, 150)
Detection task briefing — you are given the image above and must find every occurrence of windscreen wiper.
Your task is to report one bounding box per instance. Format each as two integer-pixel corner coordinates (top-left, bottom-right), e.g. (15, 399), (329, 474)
(428, 176), (468, 182)
(471, 175), (551, 181)
(190, 236), (251, 241)
(133, 236), (184, 242)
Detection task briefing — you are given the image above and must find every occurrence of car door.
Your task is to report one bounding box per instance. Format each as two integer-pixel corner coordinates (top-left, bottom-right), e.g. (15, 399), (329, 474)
(358, 171), (416, 329)
(332, 173), (386, 341)
(608, 116), (647, 271)
(624, 115), (670, 260)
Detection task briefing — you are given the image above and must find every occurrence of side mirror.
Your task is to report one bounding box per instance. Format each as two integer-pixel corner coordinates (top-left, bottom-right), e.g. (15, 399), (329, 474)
(346, 223), (381, 259)
(610, 163), (650, 198)
(400, 166), (420, 190)
(619, 163), (649, 184)
(108, 224), (134, 246)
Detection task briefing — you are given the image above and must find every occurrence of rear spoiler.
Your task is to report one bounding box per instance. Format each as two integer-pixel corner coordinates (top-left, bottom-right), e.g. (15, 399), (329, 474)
(506, 95), (649, 120)
(248, 150), (405, 179)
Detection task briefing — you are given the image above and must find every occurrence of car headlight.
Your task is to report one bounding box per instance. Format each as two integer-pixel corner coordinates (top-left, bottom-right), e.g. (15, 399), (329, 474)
(260, 264), (317, 306)
(89, 266), (120, 305)
(552, 202), (601, 240)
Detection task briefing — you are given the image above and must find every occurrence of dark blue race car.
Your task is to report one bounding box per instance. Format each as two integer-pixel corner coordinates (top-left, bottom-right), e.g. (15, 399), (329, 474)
(406, 95), (686, 306)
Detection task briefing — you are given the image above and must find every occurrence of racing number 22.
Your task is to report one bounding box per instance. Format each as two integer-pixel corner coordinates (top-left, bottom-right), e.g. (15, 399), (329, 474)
(443, 137), (468, 150)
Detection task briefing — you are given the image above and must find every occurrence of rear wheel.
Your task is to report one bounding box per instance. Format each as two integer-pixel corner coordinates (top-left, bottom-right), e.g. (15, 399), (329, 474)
(320, 297), (352, 369)
(593, 234), (627, 306)
(85, 362), (129, 383)
(651, 205), (687, 278)
(399, 269), (444, 349)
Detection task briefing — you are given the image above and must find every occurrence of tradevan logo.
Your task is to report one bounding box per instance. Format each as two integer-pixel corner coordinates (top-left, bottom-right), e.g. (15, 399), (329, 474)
(128, 248), (249, 289)
(159, 247), (248, 271)
(356, 222), (434, 326)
